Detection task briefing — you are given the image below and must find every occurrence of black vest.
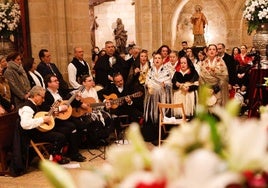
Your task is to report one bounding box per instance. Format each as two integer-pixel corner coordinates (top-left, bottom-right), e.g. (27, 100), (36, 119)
(71, 58), (89, 84)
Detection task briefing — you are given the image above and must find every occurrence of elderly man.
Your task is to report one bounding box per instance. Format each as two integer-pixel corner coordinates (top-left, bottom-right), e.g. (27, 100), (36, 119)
(68, 47), (91, 89)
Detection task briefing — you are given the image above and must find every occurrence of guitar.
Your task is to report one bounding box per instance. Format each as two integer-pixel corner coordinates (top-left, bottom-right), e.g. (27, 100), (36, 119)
(35, 100), (60, 132)
(72, 97), (106, 117)
(56, 86), (85, 120)
(103, 91), (143, 109)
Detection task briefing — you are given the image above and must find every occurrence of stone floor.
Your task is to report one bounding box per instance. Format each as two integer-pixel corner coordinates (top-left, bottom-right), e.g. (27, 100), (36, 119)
(0, 142), (155, 188)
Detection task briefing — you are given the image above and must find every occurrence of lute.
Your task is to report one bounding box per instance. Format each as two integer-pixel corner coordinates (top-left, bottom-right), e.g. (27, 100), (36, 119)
(56, 86), (85, 120)
(35, 100), (60, 132)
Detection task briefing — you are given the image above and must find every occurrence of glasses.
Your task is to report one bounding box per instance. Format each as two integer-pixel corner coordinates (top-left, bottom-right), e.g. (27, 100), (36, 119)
(51, 79), (59, 82)
(85, 79), (93, 82)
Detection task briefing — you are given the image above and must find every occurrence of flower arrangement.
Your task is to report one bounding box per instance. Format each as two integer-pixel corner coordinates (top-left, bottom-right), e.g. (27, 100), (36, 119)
(40, 87), (268, 188)
(0, 0), (21, 38)
(243, 0), (268, 35)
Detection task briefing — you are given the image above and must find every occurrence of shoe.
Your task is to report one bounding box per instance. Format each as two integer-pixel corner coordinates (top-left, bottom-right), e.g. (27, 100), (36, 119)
(70, 153), (86, 162)
(52, 154), (70, 164)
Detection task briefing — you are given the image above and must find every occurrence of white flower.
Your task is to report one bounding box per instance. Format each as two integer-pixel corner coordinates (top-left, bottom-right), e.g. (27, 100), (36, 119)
(0, 1), (21, 36)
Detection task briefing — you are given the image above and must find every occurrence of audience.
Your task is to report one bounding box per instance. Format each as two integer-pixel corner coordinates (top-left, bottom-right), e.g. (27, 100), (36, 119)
(4, 52), (31, 108)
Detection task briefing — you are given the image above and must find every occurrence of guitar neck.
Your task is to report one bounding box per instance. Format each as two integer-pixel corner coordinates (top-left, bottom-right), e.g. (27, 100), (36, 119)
(66, 86), (85, 105)
(111, 92), (142, 103)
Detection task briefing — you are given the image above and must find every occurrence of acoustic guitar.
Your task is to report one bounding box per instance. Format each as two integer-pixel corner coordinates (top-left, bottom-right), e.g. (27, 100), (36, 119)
(71, 91), (143, 117)
(35, 100), (60, 132)
(55, 86), (85, 120)
(103, 91), (143, 109)
(72, 97), (106, 117)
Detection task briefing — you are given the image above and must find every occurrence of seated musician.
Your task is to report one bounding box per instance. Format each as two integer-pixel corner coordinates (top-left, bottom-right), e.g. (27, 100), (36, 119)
(40, 74), (86, 162)
(18, 86), (69, 164)
(71, 75), (112, 148)
(98, 73), (143, 134)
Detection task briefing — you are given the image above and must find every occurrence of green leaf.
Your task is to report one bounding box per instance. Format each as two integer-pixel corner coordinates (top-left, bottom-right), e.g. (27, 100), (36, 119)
(40, 160), (76, 188)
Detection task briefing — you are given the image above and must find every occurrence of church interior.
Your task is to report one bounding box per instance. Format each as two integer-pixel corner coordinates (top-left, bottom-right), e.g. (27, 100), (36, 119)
(1, 0), (268, 187)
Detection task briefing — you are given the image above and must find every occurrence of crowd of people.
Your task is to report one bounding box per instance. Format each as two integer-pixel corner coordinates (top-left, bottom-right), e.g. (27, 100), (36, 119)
(0, 40), (256, 169)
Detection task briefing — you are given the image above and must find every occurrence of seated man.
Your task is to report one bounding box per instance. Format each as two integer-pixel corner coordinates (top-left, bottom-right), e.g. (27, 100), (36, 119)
(71, 75), (112, 148)
(18, 86), (69, 164)
(98, 73), (143, 135)
(40, 74), (86, 162)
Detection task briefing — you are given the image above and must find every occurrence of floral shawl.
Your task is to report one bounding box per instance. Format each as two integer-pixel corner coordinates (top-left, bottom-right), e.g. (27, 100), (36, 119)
(199, 57), (229, 106)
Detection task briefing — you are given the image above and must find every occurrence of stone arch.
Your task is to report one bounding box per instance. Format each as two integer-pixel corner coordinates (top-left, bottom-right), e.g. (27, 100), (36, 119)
(169, 0), (244, 49)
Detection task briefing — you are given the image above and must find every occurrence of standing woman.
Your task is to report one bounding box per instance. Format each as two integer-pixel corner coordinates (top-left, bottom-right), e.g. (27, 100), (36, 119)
(164, 50), (180, 77)
(23, 57), (45, 89)
(172, 56), (199, 119)
(156, 45), (171, 64)
(4, 52), (31, 108)
(126, 49), (150, 113)
(142, 53), (172, 143)
(234, 45), (252, 87)
(199, 44), (229, 106)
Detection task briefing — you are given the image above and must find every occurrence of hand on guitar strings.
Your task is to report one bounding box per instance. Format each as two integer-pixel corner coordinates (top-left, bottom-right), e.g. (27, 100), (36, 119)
(125, 95), (133, 105)
(43, 115), (52, 124)
(105, 99), (111, 109)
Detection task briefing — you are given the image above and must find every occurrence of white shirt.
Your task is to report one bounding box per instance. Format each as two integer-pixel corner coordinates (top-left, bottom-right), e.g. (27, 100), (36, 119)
(19, 99), (44, 130)
(29, 70), (45, 88)
(81, 88), (99, 102)
(68, 61), (91, 89)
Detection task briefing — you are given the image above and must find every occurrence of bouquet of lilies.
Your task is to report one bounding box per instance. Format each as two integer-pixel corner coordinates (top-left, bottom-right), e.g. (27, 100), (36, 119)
(40, 87), (268, 188)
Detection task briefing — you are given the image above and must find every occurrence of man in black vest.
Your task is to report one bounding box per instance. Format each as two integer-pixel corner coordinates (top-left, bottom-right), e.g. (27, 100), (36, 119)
(18, 86), (70, 164)
(68, 47), (91, 89)
(94, 41), (126, 88)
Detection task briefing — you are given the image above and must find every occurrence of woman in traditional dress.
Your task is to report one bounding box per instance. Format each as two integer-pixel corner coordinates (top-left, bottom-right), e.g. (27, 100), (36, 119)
(142, 53), (172, 143)
(156, 45), (171, 65)
(199, 44), (229, 106)
(172, 56), (199, 119)
(126, 49), (150, 113)
(164, 50), (180, 77)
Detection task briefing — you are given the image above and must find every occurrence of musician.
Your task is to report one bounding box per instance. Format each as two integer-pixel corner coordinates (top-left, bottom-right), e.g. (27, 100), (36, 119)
(71, 75), (112, 148)
(172, 56), (199, 118)
(19, 86), (70, 164)
(126, 49), (150, 113)
(40, 74), (86, 162)
(98, 73), (143, 130)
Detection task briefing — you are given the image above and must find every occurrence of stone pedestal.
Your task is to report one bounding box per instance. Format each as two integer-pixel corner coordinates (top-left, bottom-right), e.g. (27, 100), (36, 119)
(0, 36), (15, 55)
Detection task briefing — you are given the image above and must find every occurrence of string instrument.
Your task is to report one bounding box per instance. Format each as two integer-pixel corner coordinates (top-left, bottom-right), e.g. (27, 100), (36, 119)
(103, 91), (143, 109)
(55, 86), (85, 120)
(34, 100), (60, 132)
(138, 64), (149, 85)
(72, 97), (106, 117)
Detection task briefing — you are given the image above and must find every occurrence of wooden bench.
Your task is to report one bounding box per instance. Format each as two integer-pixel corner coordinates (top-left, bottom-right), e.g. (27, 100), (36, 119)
(0, 111), (18, 175)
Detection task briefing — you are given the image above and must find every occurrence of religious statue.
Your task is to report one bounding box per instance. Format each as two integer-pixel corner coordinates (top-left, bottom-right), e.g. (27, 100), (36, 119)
(89, 7), (99, 48)
(191, 5), (208, 47)
(114, 18), (128, 53)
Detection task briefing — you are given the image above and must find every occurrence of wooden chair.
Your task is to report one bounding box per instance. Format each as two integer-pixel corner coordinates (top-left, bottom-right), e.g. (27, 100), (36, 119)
(158, 103), (186, 146)
(29, 140), (50, 160)
(0, 111), (18, 175)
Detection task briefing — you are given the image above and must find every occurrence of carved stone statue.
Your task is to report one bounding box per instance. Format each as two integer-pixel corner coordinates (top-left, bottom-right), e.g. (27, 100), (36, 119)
(114, 18), (128, 53)
(191, 5), (208, 47)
